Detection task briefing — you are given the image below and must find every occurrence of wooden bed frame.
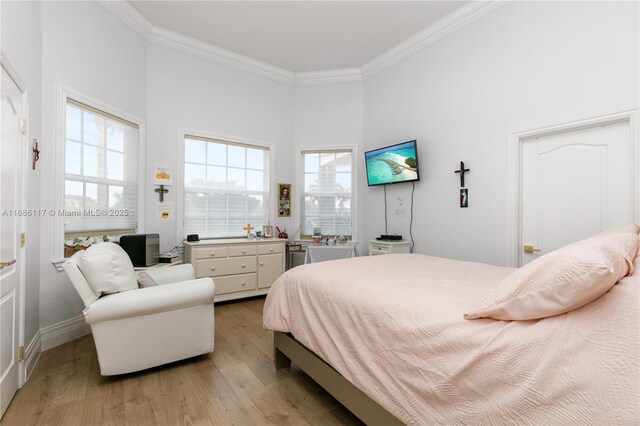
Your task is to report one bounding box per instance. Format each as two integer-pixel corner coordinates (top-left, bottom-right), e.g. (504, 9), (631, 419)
(273, 331), (404, 426)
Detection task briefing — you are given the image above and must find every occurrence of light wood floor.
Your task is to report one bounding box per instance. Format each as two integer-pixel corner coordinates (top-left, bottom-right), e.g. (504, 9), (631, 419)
(2, 297), (363, 426)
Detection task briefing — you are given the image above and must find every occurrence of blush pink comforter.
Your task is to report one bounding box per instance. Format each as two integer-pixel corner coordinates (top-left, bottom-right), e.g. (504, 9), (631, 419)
(263, 254), (639, 425)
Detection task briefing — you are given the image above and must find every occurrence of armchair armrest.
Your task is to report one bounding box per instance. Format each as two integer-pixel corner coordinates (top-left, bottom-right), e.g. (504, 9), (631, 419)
(83, 277), (214, 324)
(142, 264), (195, 285)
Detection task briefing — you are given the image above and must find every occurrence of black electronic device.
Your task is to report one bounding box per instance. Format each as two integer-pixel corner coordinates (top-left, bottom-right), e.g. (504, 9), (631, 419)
(119, 234), (160, 267)
(377, 234), (403, 241)
(187, 234), (200, 242)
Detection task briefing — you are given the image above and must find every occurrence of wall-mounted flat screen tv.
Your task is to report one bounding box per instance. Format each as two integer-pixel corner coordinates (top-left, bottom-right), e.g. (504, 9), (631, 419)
(365, 140), (420, 186)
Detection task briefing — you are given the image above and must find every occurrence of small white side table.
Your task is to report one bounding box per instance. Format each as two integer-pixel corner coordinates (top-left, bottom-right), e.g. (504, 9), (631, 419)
(368, 239), (411, 256)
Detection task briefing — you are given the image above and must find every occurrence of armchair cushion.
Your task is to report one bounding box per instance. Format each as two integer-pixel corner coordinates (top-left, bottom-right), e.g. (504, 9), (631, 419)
(137, 271), (158, 288)
(77, 242), (138, 295)
(83, 277), (215, 324)
(63, 251), (100, 306)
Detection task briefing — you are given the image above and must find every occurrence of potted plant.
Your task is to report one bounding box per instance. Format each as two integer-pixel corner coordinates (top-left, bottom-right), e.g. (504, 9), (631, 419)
(64, 235), (120, 258)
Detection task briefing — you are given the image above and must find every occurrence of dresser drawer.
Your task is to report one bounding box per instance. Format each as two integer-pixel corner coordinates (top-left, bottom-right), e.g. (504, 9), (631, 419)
(258, 244), (283, 255)
(229, 245), (257, 257)
(196, 246), (228, 259)
(196, 257), (256, 277)
(214, 273), (257, 295)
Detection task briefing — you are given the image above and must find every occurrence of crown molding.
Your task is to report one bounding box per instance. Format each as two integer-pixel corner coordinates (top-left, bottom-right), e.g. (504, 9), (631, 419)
(295, 68), (363, 86)
(98, 0), (153, 40)
(148, 27), (295, 85)
(361, 0), (511, 80)
(99, 0), (295, 84)
(99, 0), (510, 86)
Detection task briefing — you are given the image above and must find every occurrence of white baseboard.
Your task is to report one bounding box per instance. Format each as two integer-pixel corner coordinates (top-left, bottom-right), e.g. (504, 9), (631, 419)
(41, 314), (91, 351)
(24, 331), (41, 381)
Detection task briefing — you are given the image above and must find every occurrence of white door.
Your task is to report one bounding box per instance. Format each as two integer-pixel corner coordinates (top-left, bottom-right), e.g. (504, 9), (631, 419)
(0, 66), (24, 418)
(521, 119), (633, 265)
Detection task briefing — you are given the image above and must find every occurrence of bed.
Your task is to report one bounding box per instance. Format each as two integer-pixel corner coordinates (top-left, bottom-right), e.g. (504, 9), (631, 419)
(263, 252), (640, 425)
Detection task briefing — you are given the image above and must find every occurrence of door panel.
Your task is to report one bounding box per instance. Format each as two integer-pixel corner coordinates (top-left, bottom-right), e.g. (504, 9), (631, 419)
(1, 66), (23, 418)
(521, 120), (631, 265)
(258, 253), (283, 289)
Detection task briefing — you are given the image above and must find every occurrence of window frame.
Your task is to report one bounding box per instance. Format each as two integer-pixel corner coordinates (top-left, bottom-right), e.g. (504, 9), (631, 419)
(53, 85), (146, 261)
(177, 128), (276, 241)
(295, 145), (358, 242)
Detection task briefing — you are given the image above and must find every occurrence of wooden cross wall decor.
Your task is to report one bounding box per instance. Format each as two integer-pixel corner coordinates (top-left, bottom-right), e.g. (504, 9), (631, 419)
(454, 161), (470, 187)
(155, 185), (169, 202)
(32, 139), (40, 170)
(243, 224), (254, 236)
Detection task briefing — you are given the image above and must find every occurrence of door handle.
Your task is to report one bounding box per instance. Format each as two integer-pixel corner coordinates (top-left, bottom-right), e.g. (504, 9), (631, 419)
(523, 245), (541, 254)
(0, 259), (16, 269)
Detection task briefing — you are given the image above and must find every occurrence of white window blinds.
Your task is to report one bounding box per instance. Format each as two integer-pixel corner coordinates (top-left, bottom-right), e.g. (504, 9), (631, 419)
(64, 99), (139, 233)
(301, 150), (352, 237)
(183, 136), (270, 238)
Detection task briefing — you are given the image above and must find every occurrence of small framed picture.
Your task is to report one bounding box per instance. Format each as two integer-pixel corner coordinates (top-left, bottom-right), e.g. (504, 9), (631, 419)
(460, 188), (468, 208)
(278, 183), (291, 217)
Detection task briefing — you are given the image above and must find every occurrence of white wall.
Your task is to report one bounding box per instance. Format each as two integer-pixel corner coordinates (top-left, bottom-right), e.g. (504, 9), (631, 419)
(145, 43), (295, 252)
(292, 82), (364, 261)
(362, 1), (640, 265)
(39, 1), (148, 334)
(1, 0), (43, 353)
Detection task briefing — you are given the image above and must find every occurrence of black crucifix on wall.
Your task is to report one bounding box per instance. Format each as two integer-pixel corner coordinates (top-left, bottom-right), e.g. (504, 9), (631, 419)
(155, 185), (169, 202)
(454, 161), (470, 187)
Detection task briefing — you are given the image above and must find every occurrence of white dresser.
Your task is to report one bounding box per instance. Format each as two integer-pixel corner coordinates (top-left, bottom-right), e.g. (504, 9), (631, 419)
(184, 238), (286, 302)
(368, 239), (411, 256)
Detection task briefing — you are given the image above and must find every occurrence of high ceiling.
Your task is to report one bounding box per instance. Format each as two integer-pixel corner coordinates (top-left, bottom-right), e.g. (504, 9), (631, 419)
(130, 1), (468, 72)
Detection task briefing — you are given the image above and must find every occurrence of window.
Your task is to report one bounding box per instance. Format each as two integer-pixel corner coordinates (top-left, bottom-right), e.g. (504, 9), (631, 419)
(64, 99), (139, 236)
(183, 136), (270, 238)
(301, 149), (353, 237)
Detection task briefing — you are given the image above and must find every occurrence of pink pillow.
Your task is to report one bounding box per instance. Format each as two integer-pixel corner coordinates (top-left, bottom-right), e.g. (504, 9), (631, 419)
(465, 233), (638, 321)
(598, 224), (639, 236)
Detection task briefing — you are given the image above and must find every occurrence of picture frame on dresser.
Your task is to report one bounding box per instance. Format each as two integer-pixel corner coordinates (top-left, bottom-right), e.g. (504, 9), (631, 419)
(183, 238), (286, 302)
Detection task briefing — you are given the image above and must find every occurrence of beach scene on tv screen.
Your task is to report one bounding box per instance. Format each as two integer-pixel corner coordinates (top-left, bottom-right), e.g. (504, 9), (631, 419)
(366, 141), (418, 185)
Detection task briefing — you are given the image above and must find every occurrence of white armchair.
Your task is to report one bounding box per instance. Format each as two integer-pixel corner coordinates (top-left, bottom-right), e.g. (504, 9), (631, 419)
(63, 250), (215, 376)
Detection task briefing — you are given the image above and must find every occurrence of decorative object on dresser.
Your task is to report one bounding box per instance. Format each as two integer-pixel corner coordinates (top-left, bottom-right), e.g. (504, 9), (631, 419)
(276, 226), (288, 240)
(369, 239), (411, 256)
(184, 238), (286, 302)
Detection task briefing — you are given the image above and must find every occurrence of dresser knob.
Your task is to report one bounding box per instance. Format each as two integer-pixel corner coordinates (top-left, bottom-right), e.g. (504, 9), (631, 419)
(269, 248), (273, 252)
(210, 251), (215, 256)
(241, 281), (246, 286)
(260, 262), (264, 267)
(241, 264), (246, 268)
(242, 250), (246, 254)
(210, 266), (215, 271)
